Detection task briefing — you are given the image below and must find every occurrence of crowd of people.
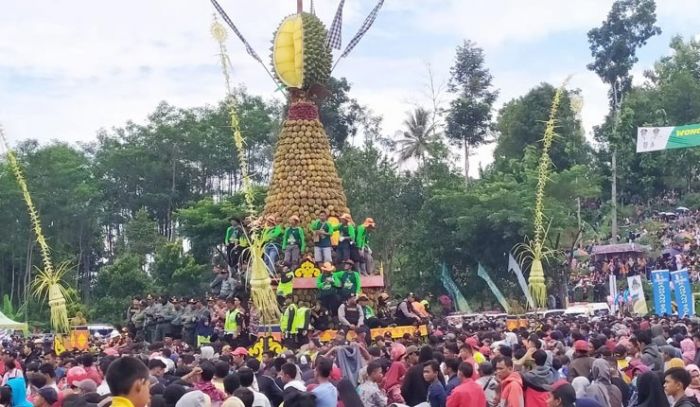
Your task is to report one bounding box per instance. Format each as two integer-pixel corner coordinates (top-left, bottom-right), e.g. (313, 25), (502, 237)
(567, 206), (700, 304)
(7, 313), (700, 407)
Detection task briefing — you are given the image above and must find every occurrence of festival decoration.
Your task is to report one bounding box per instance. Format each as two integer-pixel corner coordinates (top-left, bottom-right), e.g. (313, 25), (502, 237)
(211, 17), (280, 323)
(0, 125), (72, 334)
(515, 79), (569, 308)
(272, 13), (332, 89)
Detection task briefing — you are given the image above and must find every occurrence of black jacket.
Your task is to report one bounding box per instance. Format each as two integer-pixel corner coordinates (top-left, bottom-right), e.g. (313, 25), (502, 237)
(401, 364), (430, 406)
(256, 373), (284, 407)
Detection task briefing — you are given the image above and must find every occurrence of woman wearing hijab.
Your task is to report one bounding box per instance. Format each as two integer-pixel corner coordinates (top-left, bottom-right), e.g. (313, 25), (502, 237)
(681, 339), (696, 365)
(585, 359), (622, 407)
(630, 371), (669, 407)
(684, 364), (700, 403)
(383, 344), (407, 405)
(570, 377), (604, 407)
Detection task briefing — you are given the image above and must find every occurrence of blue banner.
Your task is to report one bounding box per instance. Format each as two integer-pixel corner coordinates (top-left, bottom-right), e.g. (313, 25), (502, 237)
(651, 270), (672, 316)
(671, 269), (695, 317)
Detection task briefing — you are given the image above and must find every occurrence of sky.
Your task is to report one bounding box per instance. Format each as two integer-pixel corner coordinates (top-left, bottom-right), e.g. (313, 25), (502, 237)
(1, 0), (699, 176)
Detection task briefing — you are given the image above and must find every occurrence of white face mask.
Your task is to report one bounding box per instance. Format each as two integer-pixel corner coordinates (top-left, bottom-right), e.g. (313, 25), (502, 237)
(631, 376), (638, 387)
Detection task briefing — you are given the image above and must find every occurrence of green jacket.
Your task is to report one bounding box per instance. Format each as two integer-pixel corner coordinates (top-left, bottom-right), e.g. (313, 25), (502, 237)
(263, 225), (284, 244)
(333, 270), (361, 295)
(356, 225), (371, 249)
(338, 223), (356, 242)
(310, 219), (336, 248)
(225, 226), (244, 245)
(317, 272), (338, 291)
(282, 227), (306, 252)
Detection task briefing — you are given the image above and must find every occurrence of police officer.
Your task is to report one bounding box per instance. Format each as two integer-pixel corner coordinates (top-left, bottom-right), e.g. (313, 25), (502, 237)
(143, 294), (158, 343)
(223, 297), (245, 346)
(131, 300), (147, 341)
(154, 296), (174, 342)
(182, 299), (197, 347)
(170, 298), (185, 340)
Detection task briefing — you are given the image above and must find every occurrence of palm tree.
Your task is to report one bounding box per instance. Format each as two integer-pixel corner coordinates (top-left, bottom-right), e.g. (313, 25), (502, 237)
(396, 107), (437, 165)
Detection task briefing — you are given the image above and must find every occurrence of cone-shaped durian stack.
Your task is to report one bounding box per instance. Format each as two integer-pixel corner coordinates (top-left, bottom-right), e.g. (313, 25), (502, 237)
(264, 101), (349, 238)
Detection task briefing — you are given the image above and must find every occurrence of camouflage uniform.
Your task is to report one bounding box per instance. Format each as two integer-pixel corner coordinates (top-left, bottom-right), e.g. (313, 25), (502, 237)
(155, 301), (175, 342)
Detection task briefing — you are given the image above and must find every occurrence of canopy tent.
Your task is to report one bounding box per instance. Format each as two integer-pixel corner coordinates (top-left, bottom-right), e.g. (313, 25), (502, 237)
(591, 243), (647, 256)
(0, 311), (28, 333)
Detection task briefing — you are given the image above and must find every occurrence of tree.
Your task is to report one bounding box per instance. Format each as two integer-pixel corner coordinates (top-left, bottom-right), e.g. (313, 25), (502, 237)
(319, 77), (365, 151)
(152, 242), (208, 297)
(123, 209), (163, 263)
(91, 254), (154, 323)
(587, 0), (661, 242)
(396, 107), (438, 165)
(494, 84), (590, 170)
(445, 40), (498, 184)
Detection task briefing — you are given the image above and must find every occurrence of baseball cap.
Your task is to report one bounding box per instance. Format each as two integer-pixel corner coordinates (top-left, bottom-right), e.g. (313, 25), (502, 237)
(232, 347), (248, 357)
(38, 387), (58, 405)
(66, 366), (88, 386)
(574, 340), (590, 352)
(405, 345), (419, 356)
(465, 337), (480, 350)
(73, 378), (98, 393)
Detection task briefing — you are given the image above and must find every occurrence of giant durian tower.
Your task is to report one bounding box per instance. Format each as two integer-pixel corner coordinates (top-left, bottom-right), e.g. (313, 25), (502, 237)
(264, 7), (350, 234)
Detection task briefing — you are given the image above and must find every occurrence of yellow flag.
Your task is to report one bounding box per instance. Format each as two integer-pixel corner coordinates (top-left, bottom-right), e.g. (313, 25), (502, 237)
(54, 335), (66, 355)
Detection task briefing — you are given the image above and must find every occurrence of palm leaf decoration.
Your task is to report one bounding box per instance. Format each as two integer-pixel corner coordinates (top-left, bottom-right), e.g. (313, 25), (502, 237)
(0, 125), (73, 334)
(515, 78), (569, 308)
(211, 18), (280, 324)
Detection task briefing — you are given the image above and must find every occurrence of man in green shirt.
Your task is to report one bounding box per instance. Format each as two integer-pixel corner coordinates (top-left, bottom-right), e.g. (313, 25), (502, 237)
(337, 213), (356, 265)
(316, 262), (339, 316)
(282, 215), (305, 270)
(263, 215), (284, 274)
(356, 217), (376, 275)
(333, 259), (361, 301)
(310, 210), (334, 264)
(225, 217), (244, 272)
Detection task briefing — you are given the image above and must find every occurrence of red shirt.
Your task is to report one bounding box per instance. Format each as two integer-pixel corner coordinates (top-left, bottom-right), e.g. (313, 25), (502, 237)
(447, 378), (487, 407)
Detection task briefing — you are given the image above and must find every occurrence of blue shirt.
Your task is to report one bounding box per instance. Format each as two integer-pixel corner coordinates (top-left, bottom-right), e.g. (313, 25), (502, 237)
(311, 382), (338, 407)
(427, 381), (446, 407)
(445, 374), (460, 396)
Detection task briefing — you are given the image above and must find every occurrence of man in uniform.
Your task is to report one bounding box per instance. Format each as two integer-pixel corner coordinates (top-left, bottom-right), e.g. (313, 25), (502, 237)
(154, 296), (175, 342)
(276, 264), (295, 306)
(223, 297), (245, 347)
(182, 299), (197, 347)
(143, 294), (159, 343)
(195, 298), (213, 347)
(282, 215), (305, 270)
(356, 218), (376, 275)
(280, 296), (298, 348)
(131, 300), (146, 341)
(170, 298), (185, 340)
(126, 297), (141, 337)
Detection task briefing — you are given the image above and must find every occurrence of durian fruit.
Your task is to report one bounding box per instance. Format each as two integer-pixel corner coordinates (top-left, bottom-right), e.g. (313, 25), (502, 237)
(264, 100), (349, 245)
(272, 12), (332, 90)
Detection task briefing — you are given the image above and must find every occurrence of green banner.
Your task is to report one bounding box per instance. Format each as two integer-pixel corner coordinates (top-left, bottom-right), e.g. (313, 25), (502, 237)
(477, 263), (510, 313)
(637, 123), (700, 152)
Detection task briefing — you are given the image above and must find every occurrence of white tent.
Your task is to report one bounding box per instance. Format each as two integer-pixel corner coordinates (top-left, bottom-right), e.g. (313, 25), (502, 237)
(0, 311), (28, 332)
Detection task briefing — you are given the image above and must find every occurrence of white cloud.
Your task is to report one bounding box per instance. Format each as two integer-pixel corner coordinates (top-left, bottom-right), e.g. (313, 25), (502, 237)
(1, 0), (699, 181)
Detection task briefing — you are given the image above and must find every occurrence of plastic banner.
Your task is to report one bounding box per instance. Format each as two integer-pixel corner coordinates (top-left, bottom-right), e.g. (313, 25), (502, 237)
(651, 270), (672, 316)
(671, 269), (695, 317)
(440, 263), (472, 313)
(627, 275), (649, 316)
(508, 254), (536, 309)
(477, 263), (510, 313)
(637, 123), (700, 152)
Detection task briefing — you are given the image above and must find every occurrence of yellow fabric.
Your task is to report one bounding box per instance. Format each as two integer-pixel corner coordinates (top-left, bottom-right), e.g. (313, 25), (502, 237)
(273, 15), (304, 88)
(111, 396), (136, 407)
(474, 352), (486, 364)
(667, 358), (685, 369)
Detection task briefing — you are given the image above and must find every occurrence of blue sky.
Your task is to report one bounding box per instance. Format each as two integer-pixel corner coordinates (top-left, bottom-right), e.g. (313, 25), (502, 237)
(1, 0), (699, 175)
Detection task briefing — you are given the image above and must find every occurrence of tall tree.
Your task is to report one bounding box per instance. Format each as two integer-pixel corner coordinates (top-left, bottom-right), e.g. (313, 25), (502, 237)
(396, 107), (438, 165)
(445, 40), (498, 184)
(587, 0), (661, 242)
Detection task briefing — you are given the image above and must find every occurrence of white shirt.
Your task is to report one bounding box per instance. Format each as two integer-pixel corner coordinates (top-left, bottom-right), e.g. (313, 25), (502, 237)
(246, 386), (271, 407)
